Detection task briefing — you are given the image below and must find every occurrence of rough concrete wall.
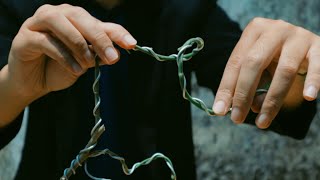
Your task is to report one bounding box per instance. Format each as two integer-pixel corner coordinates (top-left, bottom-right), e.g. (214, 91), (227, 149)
(192, 0), (320, 180)
(218, 0), (320, 33)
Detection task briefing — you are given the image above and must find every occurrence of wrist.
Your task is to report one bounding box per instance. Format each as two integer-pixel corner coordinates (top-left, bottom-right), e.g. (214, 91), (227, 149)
(0, 65), (45, 128)
(5, 64), (48, 102)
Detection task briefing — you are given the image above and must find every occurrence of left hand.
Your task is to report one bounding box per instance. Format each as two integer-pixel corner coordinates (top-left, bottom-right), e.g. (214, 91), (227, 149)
(212, 17), (320, 129)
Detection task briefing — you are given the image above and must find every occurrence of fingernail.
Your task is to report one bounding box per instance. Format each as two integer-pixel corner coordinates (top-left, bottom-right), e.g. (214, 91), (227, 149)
(256, 113), (269, 128)
(105, 47), (118, 62)
(231, 107), (243, 124)
(72, 63), (82, 74)
(85, 50), (93, 62)
(123, 34), (137, 46)
(213, 101), (226, 114)
(305, 85), (317, 99)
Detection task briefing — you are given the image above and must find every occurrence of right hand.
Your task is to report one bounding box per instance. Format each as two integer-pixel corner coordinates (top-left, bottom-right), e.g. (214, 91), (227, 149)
(7, 4), (137, 99)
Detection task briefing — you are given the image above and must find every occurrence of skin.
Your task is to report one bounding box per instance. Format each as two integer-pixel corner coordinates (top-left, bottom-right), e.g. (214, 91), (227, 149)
(0, 5), (318, 131)
(213, 17), (320, 129)
(0, 4), (137, 128)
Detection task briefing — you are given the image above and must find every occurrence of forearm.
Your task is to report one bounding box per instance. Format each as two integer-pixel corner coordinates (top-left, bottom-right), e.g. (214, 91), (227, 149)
(0, 65), (34, 128)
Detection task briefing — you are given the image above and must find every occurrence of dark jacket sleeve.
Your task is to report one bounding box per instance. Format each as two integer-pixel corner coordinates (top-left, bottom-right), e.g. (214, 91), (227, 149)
(0, 2), (24, 149)
(193, 4), (317, 139)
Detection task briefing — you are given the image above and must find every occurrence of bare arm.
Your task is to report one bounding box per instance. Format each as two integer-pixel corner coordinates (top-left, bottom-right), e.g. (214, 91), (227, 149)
(0, 65), (32, 127)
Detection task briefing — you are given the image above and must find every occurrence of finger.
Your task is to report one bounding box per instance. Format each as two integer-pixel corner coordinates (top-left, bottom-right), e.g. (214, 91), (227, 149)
(256, 36), (311, 129)
(251, 93), (266, 113)
(251, 70), (271, 113)
(304, 39), (320, 101)
(212, 25), (261, 115)
(63, 6), (136, 63)
(102, 23), (137, 49)
(29, 5), (94, 68)
(231, 32), (283, 123)
(32, 31), (83, 75)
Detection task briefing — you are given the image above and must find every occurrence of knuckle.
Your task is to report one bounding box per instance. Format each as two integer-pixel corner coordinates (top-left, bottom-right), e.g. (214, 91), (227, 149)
(36, 4), (53, 13)
(250, 17), (266, 26)
(226, 55), (242, 70)
(274, 19), (292, 29)
(59, 3), (72, 8)
(69, 6), (88, 18)
(245, 53), (264, 69)
(309, 45), (320, 58)
(92, 31), (109, 45)
(37, 10), (59, 22)
(36, 33), (49, 44)
(263, 97), (281, 111)
(233, 90), (250, 105)
(71, 36), (88, 52)
(314, 36), (320, 44)
(309, 40), (320, 58)
(91, 19), (103, 30)
(230, 54), (242, 62)
(274, 19), (286, 25)
(278, 64), (298, 78)
(294, 26), (308, 36)
(72, 6), (86, 14)
(32, 33), (50, 53)
(217, 88), (233, 99)
(36, 4), (53, 15)
(22, 17), (33, 27)
(11, 36), (24, 56)
(281, 53), (301, 65)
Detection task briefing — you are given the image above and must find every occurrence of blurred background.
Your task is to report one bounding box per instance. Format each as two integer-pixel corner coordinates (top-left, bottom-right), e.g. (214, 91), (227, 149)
(1, 0), (320, 179)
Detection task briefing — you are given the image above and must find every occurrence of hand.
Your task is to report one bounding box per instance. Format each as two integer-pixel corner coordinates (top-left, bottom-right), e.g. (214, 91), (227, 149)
(7, 4), (137, 100)
(212, 17), (320, 129)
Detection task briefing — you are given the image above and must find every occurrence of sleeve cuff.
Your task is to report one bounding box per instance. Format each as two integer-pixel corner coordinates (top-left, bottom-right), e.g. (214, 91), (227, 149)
(244, 99), (317, 140)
